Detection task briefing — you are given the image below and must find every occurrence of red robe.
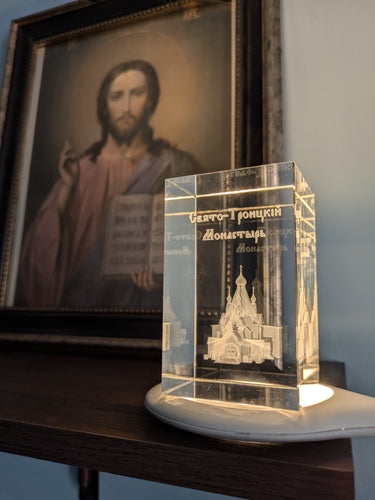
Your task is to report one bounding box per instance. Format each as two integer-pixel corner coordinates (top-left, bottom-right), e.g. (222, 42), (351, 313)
(17, 142), (200, 307)
(19, 148), (141, 307)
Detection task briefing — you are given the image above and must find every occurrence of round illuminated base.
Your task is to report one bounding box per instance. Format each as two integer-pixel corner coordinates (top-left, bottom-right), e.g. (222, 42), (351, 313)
(145, 383), (375, 442)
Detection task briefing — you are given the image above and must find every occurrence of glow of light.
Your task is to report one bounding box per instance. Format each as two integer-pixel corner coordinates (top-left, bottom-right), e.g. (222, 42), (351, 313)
(165, 185), (295, 201)
(303, 368), (316, 379)
(299, 384), (334, 407)
(183, 397), (256, 409)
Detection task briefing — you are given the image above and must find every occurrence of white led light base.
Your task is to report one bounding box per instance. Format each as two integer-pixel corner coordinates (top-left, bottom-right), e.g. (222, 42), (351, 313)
(145, 384), (375, 442)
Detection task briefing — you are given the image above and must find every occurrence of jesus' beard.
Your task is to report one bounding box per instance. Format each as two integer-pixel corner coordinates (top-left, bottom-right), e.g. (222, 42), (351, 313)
(107, 112), (151, 147)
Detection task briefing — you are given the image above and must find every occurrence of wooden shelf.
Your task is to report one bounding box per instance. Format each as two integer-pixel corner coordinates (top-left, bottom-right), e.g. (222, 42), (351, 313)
(0, 350), (354, 499)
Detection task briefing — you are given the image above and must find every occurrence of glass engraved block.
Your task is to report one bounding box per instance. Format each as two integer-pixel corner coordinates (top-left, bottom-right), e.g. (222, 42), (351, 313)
(162, 162), (319, 410)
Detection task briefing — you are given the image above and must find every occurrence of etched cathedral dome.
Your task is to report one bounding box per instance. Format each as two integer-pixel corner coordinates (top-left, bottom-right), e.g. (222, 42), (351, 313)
(235, 265), (247, 287)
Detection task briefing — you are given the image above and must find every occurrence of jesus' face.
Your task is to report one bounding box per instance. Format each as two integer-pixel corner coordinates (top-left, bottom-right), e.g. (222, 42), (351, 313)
(106, 69), (150, 144)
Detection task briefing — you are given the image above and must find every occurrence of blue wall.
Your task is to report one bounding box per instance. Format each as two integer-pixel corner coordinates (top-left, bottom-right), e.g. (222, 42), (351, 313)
(0, 452), (77, 499)
(0, 1), (374, 499)
(282, 1), (375, 499)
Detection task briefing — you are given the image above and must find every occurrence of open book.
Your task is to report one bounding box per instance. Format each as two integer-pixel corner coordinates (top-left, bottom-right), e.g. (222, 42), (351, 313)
(101, 193), (164, 278)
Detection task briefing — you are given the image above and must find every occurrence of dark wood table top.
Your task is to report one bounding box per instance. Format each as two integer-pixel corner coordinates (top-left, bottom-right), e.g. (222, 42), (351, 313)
(0, 350), (354, 499)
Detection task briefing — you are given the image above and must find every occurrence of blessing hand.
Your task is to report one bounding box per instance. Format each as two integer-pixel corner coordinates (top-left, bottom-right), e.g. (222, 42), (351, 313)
(57, 140), (79, 217)
(58, 140), (79, 188)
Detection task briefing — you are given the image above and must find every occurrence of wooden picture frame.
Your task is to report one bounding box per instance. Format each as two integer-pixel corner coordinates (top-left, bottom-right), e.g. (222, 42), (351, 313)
(0, 0), (283, 349)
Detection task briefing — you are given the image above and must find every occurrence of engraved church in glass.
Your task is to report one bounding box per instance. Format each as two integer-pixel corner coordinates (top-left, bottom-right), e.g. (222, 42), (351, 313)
(205, 266), (283, 369)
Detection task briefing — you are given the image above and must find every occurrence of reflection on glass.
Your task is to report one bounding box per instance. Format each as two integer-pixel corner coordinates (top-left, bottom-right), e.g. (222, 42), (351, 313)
(162, 162), (319, 410)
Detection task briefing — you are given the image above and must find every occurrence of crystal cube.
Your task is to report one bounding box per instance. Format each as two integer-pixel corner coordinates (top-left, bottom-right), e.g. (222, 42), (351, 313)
(162, 162), (319, 410)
